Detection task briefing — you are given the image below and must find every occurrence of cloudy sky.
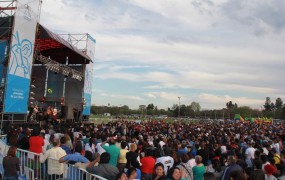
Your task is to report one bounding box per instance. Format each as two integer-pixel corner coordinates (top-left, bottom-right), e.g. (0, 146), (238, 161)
(40, 0), (285, 110)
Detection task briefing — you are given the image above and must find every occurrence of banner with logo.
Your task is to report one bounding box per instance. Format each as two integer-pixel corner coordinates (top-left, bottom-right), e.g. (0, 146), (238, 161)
(0, 41), (7, 87)
(4, 0), (40, 113)
(82, 34), (95, 115)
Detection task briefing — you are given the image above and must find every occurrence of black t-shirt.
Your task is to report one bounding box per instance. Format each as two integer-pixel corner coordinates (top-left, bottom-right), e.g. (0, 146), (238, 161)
(3, 156), (20, 177)
(126, 151), (140, 168)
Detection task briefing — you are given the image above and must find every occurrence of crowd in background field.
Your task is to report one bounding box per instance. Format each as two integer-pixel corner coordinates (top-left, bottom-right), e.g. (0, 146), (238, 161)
(3, 119), (285, 180)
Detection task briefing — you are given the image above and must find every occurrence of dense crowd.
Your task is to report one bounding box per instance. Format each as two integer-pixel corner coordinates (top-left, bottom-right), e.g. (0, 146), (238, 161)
(3, 119), (285, 180)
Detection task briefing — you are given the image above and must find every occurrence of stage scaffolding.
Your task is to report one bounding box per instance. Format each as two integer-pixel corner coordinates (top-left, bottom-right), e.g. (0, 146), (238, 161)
(0, 1), (94, 132)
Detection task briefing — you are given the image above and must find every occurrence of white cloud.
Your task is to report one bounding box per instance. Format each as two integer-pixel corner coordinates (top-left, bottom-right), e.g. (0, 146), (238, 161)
(145, 93), (157, 99)
(99, 93), (144, 101)
(40, 0), (285, 109)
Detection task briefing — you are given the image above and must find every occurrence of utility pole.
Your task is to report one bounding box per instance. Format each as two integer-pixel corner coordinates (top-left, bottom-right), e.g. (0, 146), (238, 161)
(178, 97), (181, 118)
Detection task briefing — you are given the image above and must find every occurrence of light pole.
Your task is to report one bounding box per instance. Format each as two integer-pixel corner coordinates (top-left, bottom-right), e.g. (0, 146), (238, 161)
(178, 97), (181, 118)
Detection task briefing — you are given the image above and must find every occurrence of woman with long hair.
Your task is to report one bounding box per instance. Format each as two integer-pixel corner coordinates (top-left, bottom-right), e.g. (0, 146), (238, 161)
(167, 166), (187, 180)
(2, 146), (20, 180)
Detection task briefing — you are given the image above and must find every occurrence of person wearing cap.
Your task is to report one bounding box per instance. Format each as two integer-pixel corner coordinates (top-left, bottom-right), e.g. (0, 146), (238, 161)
(101, 136), (120, 167)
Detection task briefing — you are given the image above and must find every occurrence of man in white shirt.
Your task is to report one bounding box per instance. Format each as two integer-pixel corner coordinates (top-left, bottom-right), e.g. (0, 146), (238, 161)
(156, 150), (174, 174)
(40, 138), (66, 179)
(245, 142), (255, 167)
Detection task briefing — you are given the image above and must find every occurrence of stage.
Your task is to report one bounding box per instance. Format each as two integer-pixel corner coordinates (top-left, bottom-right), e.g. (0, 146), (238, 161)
(0, 2), (96, 130)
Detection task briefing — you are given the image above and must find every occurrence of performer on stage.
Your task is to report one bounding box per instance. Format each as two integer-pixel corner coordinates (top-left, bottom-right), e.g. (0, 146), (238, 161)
(51, 108), (59, 125)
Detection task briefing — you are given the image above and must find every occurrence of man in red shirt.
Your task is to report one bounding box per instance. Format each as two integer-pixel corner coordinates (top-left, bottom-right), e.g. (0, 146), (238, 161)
(140, 148), (156, 180)
(29, 129), (44, 154)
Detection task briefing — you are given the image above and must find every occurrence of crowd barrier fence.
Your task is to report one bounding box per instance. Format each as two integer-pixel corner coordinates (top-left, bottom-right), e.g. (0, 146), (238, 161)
(0, 135), (107, 180)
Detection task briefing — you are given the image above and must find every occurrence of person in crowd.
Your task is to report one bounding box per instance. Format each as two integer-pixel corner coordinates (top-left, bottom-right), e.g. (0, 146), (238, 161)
(127, 167), (139, 180)
(264, 164), (277, 180)
(249, 159), (265, 180)
(46, 134), (55, 150)
(177, 142), (188, 156)
(211, 159), (223, 179)
(40, 130), (50, 153)
(153, 163), (166, 180)
(101, 136), (120, 167)
(221, 155), (243, 180)
(167, 166), (187, 180)
(17, 128), (30, 150)
(29, 129), (45, 154)
(156, 148), (174, 175)
(60, 136), (72, 154)
(229, 170), (246, 180)
(192, 155), (206, 180)
(64, 133), (73, 150)
(126, 143), (140, 169)
(2, 146), (20, 180)
(177, 153), (193, 180)
(117, 172), (128, 180)
(197, 141), (209, 166)
(261, 154), (270, 172)
(59, 142), (90, 179)
(59, 142), (89, 164)
(203, 172), (216, 180)
(85, 137), (96, 154)
(141, 147), (156, 180)
(118, 141), (129, 172)
(86, 152), (119, 180)
(40, 138), (67, 180)
(245, 142), (256, 167)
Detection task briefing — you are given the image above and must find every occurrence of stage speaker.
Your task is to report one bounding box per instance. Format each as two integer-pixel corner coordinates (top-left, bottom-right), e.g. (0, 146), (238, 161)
(61, 106), (68, 119)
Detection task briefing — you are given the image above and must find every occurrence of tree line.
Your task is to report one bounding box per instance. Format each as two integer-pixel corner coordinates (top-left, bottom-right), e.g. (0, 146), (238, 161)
(91, 97), (285, 119)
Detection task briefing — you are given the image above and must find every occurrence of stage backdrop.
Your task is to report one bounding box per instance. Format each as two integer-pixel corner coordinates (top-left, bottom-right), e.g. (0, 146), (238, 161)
(82, 34), (95, 115)
(4, 0), (40, 113)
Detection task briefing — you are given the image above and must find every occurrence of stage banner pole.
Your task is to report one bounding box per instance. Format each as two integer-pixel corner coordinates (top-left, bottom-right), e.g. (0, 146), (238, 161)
(82, 34), (96, 115)
(4, 0), (40, 113)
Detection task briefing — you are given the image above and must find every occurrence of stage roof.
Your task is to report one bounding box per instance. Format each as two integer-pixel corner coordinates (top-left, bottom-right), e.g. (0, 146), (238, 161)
(0, 16), (92, 64)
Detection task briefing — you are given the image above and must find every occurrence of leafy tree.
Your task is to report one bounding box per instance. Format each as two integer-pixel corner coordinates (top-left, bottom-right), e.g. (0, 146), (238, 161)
(226, 101), (234, 109)
(171, 104), (179, 117)
(190, 102), (201, 112)
(139, 105), (146, 116)
(275, 97), (283, 109)
(147, 104), (154, 111)
(264, 97), (272, 111)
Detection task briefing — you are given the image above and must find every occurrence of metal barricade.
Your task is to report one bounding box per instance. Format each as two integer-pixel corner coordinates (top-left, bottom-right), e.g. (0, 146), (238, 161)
(0, 136), (108, 180)
(17, 148), (43, 180)
(0, 135), (8, 176)
(45, 158), (108, 180)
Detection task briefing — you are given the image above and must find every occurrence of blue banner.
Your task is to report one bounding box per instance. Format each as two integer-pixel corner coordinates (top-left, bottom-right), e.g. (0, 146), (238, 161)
(4, 32), (34, 113)
(4, 75), (30, 113)
(82, 93), (91, 115)
(0, 41), (6, 87)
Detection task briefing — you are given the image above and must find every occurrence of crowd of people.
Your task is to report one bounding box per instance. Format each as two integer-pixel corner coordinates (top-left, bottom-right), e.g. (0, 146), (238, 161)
(3, 119), (285, 180)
